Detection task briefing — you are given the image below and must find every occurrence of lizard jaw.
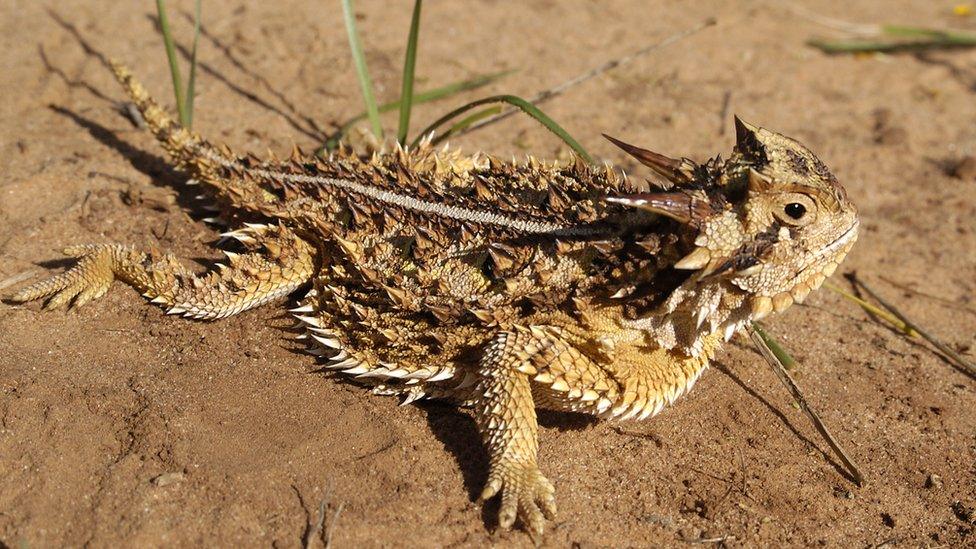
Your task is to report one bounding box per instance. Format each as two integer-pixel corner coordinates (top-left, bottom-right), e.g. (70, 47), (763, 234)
(750, 218), (859, 319)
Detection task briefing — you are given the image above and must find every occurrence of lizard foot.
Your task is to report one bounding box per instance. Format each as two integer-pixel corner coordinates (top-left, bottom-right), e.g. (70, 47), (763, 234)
(8, 245), (119, 309)
(479, 461), (557, 537)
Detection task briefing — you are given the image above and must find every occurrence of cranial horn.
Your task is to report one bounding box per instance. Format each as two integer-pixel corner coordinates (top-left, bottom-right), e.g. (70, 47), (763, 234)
(747, 168), (772, 191)
(602, 134), (698, 184)
(733, 115), (766, 163)
(734, 116), (758, 145)
(605, 191), (716, 226)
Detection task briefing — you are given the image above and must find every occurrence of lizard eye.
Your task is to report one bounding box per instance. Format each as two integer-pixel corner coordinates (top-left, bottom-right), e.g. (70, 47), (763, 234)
(784, 202), (806, 219)
(773, 193), (816, 226)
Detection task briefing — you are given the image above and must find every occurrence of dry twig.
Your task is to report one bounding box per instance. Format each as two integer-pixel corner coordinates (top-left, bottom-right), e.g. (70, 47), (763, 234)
(0, 270), (37, 292)
(748, 325), (865, 486)
(449, 18), (717, 138)
(847, 274), (976, 378)
(324, 502), (344, 549)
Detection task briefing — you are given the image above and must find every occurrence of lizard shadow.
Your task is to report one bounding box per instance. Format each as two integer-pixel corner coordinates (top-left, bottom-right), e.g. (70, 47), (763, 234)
(712, 361), (857, 484)
(417, 403), (493, 524)
(48, 105), (209, 222)
(284, 356), (498, 527)
(48, 106), (249, 270)
(44, 6), (328, 230)
(35, 258), (76, 269)
(43, 10), (193, 207)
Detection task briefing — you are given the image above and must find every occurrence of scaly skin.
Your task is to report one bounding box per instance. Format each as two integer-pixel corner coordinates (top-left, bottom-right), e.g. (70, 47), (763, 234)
(11, 224), (314, 320)
(7, 61), (858, 537)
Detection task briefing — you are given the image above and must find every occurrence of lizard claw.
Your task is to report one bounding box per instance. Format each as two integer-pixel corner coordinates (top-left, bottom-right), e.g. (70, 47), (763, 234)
(479, 462), (557, 537)
(8, 244), (118, 309)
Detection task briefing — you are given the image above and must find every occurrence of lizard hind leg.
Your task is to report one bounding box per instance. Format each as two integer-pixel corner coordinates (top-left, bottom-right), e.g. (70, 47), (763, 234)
(8, 224), (316, 319)
(475, 330), (558, 537)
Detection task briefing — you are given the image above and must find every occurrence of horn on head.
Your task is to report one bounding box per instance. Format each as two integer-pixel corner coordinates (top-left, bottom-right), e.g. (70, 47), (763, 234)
(605, 191), (716, 226)
(603, 134), (698, 185)
(733, 116), (766, 163)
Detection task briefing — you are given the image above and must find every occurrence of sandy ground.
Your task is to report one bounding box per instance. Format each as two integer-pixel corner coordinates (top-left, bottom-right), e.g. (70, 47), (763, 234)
(1, 0), (975, 547)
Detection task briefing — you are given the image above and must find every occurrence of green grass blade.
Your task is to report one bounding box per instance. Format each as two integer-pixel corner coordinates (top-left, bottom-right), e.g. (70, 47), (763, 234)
(341, 0), (383, 139)
(156, 0), (188, 125)
(322, 69), (515, 151)
(442, 106), (502, 140)
(397, 0), (422, 144)
(824, 282), (917, 337)
(880, 25), (947, 39)
(185, 0), (201, 128)
(880, 25), (976, 43)
(750, 322), (798, 370)
(411, 94), (593, 164)
(410, 70), (515, 103)
(809, 25), (976, 54)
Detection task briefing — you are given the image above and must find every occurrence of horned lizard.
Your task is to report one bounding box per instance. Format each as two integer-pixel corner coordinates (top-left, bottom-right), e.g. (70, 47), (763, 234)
(8, 62), (858, 536)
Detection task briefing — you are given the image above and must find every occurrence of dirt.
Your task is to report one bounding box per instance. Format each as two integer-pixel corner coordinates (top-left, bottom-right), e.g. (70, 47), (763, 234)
(1, 1), (975, 547)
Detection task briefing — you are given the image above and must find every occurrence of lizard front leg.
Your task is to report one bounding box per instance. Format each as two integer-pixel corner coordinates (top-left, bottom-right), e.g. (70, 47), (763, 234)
(8, 223), (314, 319)
(475, 330), (557, 537)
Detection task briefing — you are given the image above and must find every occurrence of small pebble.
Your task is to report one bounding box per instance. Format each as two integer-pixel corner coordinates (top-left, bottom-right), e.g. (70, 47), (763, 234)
(947, 155), (976, 180)
(152, 471), (186, 487)
(925, 473), (943, 490)
(833, 487), (855, 499)
(952, 501), (976, 524)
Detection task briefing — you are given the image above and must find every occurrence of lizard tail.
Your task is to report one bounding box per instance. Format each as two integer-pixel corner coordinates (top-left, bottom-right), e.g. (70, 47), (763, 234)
(109, 60), (285, 214)
(109, 59), (232, 183)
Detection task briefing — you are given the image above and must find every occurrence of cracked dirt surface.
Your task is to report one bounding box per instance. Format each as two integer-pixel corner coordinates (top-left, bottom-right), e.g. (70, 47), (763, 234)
(1, 1), (975, 547)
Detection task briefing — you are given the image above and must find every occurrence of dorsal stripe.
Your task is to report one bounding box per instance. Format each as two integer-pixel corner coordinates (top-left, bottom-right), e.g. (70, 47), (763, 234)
(204, 149), (601, 236)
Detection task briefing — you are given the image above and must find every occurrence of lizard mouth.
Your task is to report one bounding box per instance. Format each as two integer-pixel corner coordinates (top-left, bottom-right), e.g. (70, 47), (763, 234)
(750, 218), (859, 319)
(815, 218), (860, 265)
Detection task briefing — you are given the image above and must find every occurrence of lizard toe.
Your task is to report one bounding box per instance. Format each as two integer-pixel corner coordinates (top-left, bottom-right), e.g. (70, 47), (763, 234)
(481, 462), (557, 536)
(9, 245), (117, 309)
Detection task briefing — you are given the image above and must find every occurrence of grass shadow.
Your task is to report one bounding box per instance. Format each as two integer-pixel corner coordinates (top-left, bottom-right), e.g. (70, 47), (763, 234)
(146, 14), (328, 142)
(179, 11), (331, 139)
(713, 361), (857, 484)
(46, 8), (114, 71)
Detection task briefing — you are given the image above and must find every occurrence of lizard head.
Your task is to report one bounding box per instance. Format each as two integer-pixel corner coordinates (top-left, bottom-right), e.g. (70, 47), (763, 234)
(605, 117), (858, 321)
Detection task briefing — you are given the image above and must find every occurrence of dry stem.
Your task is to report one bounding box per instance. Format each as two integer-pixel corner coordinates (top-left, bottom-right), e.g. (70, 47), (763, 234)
(748, 325), (865, 486)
